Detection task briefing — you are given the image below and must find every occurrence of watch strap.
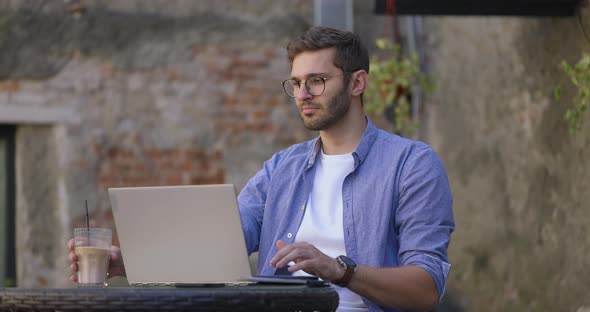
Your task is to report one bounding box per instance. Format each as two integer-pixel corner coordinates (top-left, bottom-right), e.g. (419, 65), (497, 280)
(333, 267), (354, 287)
(333, 256), (356, 287)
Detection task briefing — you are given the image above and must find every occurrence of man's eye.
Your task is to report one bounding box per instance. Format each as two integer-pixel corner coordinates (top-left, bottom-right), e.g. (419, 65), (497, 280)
(308, 78), (324, 86)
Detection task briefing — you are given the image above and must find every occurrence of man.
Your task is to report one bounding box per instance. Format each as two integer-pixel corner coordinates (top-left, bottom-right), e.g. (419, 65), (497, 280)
(69, 27), (454, 312)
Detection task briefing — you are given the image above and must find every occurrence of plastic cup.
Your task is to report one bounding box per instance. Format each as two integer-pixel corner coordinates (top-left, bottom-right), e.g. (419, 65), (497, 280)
(74, 228), (112, 287)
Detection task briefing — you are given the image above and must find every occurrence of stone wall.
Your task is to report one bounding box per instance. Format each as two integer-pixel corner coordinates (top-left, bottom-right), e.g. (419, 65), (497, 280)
(0, 0), (313, 287)
(423, 10), (590, 311)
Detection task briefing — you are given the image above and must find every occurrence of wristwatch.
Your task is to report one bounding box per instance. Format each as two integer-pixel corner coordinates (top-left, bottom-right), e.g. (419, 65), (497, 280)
(333, 255), (357, 287)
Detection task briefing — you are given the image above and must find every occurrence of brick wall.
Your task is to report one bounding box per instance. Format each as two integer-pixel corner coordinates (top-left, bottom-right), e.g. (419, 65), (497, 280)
(0, 1), (313, 287)
(97, 147), (225, 187)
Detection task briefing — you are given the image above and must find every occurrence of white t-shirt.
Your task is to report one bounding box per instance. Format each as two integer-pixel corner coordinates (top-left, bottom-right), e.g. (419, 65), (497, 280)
(294, 150), (368, 312)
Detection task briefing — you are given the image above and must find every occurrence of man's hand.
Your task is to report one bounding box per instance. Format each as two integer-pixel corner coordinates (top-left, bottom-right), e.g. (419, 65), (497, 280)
(67, 239), (127, 282)
(270, 240), (344, 282)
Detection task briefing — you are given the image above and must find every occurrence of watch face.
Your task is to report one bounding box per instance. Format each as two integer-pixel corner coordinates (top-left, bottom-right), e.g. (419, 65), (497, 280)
(338, 256), (357, 269)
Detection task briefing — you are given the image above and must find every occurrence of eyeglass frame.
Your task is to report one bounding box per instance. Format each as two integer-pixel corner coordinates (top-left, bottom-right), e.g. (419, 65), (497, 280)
(281, 73), (349, 98)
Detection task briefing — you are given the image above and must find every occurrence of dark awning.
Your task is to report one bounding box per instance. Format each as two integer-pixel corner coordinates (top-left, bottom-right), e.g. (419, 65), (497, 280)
(375, 0), (584, 16)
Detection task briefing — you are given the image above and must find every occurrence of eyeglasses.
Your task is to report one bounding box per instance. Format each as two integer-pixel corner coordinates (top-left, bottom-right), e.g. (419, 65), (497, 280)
(281, 73), (347, 98)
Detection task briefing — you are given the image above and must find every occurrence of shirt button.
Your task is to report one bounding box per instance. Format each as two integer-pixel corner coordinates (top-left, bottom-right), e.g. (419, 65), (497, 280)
(301, 205), (305, 211)
(287, 233), (293, 239)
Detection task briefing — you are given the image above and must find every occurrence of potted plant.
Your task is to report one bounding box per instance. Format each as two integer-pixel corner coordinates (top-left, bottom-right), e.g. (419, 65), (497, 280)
(364, 39), (434, 136)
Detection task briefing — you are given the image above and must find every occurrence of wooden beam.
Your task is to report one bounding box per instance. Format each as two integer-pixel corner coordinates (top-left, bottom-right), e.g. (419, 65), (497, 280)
(375, 0), (583, 16)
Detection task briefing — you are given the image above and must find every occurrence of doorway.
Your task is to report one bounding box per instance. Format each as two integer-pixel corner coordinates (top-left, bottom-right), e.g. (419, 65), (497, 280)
(0, 125), (16, 286)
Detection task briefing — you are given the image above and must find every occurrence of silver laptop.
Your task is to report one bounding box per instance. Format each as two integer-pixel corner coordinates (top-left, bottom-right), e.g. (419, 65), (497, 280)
(108, 184), (252, 287)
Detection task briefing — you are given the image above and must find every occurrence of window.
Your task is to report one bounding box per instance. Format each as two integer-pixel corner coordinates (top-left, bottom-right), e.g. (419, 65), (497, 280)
(0, 125), (15, 286)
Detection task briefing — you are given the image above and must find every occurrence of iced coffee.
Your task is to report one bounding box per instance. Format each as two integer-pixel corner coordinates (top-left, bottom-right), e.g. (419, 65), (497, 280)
(74, 228), (112, 287)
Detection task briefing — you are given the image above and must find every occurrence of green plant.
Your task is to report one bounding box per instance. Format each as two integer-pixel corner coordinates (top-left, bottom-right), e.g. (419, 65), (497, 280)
(555, 53), (590, 135)
(364, 39), (434, 136)
(3, 278), (14, 287)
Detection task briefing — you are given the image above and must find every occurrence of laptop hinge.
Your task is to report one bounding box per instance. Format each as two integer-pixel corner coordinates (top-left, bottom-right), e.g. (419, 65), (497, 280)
(131, 282), (175, 287)
(226, 281), (252, 286)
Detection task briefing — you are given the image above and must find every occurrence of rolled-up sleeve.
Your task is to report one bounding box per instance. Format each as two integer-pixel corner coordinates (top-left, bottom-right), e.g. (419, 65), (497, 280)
(401, 252), (452, 301)
(396, 146), (455, 301)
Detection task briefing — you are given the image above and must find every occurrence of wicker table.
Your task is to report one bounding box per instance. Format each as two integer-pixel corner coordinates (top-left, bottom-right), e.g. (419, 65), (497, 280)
(0, 285), (339, 311)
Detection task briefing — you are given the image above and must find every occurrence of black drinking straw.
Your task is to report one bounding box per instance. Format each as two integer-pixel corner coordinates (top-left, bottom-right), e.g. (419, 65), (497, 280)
(85, 200), (90, 245)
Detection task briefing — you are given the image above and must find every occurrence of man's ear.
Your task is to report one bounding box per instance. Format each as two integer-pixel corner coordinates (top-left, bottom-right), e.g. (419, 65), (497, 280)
(349, 70), (369, 97)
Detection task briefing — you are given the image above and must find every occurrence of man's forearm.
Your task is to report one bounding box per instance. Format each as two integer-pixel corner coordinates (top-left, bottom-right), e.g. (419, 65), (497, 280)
(346, 265), (439, 311)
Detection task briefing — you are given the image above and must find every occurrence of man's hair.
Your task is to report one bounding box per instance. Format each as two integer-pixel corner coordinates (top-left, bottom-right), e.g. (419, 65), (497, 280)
(287, 26), (370, 75)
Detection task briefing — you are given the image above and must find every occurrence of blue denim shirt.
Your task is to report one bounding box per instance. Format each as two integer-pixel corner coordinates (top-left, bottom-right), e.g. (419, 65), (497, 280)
(237, 117), (454, 312)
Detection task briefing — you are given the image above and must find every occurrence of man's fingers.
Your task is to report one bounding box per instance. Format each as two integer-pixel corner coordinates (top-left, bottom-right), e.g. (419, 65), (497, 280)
(270, 243), (295, 267)
(287, 261), (304, 272)
(68, 252), (78, 262)
(287, 259), (320, 277)
(110, 246), (122, 260)
(271, 241), (319, 267)
(288, 259), (312, 273)
(68, 238), (78, 283)
(270, 245), (297, 267)
(276, 240), (287, 250)
(274, 248), (308, 268)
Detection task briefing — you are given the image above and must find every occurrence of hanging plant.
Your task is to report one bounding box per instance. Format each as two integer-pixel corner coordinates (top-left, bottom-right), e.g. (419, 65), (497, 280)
(364, 39), (434, 136)
(555, 53), (590, 135)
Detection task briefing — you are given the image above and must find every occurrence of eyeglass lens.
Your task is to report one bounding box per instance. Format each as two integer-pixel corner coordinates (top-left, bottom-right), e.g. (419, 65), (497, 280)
(283, 77), (326, 97)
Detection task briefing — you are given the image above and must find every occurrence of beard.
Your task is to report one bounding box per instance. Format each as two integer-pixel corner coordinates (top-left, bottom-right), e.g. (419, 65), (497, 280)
(299, 86), (350, 131)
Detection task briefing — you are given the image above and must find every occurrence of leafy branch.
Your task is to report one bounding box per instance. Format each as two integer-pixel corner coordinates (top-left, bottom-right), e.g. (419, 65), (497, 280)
(555, 53), (590, 135)
(364, 39), (434, 136)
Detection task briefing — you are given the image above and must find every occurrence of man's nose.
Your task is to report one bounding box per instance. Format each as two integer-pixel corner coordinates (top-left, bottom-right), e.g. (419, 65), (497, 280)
(295, 85), (313, 101)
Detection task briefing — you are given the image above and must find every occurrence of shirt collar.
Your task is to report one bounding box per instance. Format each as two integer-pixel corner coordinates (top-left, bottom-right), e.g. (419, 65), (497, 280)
(306, 138), (322, 170)
(305, 116), (379, 170)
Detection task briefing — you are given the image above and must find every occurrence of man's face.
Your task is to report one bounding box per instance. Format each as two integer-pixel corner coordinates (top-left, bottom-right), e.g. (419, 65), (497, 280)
(290, 48), (350, 131)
